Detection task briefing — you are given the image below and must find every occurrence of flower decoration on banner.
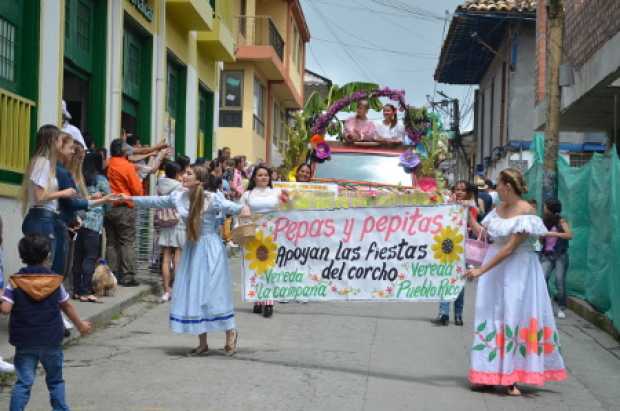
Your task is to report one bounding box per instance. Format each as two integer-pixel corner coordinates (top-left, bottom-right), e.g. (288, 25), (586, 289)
(431, 226), (464, 264)
(398, 150), (420, 174)
(243, 231), (278, 275)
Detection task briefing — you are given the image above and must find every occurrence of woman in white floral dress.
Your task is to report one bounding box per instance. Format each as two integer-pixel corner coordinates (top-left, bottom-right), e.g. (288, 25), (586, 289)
(465, 168), (567, 396)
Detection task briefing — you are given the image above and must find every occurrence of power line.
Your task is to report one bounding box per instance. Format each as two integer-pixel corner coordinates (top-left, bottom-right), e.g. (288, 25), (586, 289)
(369, 0), (446, 22)
(314, 5), (386, 50)
(312, 37), (437, 59)
(308, 44), (328, 78)
(308, 1), (377, 82)
(311, 0), (438, 21)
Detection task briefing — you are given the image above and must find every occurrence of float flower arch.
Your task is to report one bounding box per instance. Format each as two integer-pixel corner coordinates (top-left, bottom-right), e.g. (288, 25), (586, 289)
(309, 87), (431, 145)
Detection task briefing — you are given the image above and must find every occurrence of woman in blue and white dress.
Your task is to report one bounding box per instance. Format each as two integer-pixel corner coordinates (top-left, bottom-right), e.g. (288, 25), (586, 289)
(123, 165), (250, 355)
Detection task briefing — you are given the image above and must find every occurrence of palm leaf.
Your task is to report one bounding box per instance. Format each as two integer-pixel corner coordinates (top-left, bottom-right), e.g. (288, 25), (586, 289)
(303, 91), (326, 118)
(330, 82), (380, 112)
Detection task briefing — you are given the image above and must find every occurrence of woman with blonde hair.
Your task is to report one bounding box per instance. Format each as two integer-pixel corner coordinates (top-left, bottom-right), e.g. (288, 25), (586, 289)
(21, 126), (79, 270)
(465, 168), (566, 395)
(56, 138), (112, 277)
(121, 165), (250, 355)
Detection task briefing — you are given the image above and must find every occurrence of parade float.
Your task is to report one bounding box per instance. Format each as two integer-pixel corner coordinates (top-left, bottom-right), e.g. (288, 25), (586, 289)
(280, 85), (453, 209)
(239, 84), (466, 305)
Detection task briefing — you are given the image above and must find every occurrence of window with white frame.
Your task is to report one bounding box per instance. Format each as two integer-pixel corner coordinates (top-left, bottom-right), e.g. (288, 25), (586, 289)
(219, 70), (243, 127)
(253, 77), (265, 136)
(291, 20), (300, 68)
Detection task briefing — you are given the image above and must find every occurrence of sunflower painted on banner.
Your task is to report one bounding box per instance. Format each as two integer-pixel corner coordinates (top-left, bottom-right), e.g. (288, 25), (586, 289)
(244, 231), (277, 275)
(431, 226), (464, 264)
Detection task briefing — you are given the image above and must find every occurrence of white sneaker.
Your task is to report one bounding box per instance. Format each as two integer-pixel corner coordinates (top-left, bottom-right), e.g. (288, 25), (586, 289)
(557, 310), (566, 319)
(160, 292), (171, 303)
(0, 357), (15, 373)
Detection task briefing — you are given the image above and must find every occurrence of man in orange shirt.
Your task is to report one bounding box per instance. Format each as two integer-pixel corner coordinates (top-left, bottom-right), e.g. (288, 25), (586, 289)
(104, 139), (144, 287)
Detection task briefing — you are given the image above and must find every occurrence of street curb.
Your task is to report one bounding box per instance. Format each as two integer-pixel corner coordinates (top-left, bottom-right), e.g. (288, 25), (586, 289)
(568, 296), (620, 341)
(64, 285), (155, 345)
(0, 285), (155, 385)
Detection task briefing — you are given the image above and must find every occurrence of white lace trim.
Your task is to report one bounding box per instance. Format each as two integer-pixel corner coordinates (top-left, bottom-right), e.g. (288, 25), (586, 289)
(483, 210), (548, 238)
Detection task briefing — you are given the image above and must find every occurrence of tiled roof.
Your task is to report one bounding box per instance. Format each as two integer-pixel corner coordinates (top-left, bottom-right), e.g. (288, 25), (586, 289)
(457, 0), (537, 13)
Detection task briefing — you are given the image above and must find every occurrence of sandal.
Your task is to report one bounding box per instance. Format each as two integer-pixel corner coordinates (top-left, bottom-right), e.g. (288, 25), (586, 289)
(507, 384), (522, 396)
(224, 329), (238, 356)
(86, 295), (102, 303)
(188, 345), (209, 356)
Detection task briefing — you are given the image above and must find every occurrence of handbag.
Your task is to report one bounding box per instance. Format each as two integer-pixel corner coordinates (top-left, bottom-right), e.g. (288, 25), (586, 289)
(465, 229), (489, 267)
(154, 207), (179, 228)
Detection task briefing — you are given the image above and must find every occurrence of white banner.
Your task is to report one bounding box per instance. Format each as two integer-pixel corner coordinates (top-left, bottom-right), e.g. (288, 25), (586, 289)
(242, 205), (467, 302)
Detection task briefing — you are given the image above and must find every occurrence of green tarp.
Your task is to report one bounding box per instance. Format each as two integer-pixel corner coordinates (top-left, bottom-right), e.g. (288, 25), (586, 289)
(524, 134), (620, 332)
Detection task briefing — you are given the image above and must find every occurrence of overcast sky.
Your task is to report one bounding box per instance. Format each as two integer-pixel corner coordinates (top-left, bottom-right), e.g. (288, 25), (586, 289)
(300, 0), (473, 129)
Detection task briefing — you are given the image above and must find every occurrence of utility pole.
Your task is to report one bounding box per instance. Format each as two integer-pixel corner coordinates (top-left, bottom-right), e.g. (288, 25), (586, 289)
(543, 0), (565, 200)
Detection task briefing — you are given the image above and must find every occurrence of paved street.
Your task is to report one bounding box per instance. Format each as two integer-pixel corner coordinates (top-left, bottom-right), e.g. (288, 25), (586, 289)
(1, 257), (619, 411)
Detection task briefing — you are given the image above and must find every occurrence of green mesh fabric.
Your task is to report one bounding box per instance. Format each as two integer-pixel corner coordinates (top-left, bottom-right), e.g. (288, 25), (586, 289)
(524, 134), (620, 332)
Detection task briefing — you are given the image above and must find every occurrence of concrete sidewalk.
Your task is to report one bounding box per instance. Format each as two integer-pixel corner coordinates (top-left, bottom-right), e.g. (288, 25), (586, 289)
(0, 284), (152, 361)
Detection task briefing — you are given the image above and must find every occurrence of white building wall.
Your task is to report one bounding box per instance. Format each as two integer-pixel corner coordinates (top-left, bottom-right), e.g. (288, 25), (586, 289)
(185, 65), (199, 158)
(105, 0), (124, 148)
(0, 198), (24, 278)
(37, 0), (63, 126)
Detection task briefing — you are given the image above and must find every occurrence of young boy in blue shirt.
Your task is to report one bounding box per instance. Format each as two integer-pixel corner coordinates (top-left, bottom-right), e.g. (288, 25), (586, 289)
(1, 234), (92, 411)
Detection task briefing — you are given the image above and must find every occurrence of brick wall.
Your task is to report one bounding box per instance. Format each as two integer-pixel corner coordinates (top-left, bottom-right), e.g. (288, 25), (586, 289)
(564, 0), (620, 67)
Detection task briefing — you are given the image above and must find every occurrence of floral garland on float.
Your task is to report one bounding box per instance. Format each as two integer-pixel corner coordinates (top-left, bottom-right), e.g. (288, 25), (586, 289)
(283, 86), (452, 205)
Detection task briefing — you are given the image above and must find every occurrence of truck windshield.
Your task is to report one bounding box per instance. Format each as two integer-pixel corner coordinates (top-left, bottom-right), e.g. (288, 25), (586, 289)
(314, 152), (412, 186)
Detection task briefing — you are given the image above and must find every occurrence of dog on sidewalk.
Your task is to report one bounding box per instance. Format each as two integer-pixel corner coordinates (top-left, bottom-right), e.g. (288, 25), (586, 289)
(92, 259), (118, 297)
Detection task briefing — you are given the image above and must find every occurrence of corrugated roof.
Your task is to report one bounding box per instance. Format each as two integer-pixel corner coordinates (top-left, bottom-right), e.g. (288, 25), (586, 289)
(458, 0), (537, 13)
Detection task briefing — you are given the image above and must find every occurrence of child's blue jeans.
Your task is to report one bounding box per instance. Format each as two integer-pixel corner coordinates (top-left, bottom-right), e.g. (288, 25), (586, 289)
(10, 346), (69, 411)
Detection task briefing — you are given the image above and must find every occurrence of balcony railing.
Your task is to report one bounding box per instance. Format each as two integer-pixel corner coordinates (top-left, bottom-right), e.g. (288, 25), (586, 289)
(0, 88), (34, 174)
(236, 16), (285, 61)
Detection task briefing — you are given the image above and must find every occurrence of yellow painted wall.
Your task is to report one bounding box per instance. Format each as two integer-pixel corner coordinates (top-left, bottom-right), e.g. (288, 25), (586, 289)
(166, 20), (190, 64)
(289, 43), (303, 95)
(123, 0), (158, 34)
(256, 0), (287, 39)
(197, 54), (218, 92)
(218, 0), (235, 31)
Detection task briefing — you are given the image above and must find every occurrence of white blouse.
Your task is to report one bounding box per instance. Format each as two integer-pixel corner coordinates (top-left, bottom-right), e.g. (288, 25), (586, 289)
(240, 187), (282, 213)
(374, 120), (408, 144)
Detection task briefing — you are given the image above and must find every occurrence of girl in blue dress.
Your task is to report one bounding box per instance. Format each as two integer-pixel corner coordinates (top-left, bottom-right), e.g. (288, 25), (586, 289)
(121, 164), (250, 355)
